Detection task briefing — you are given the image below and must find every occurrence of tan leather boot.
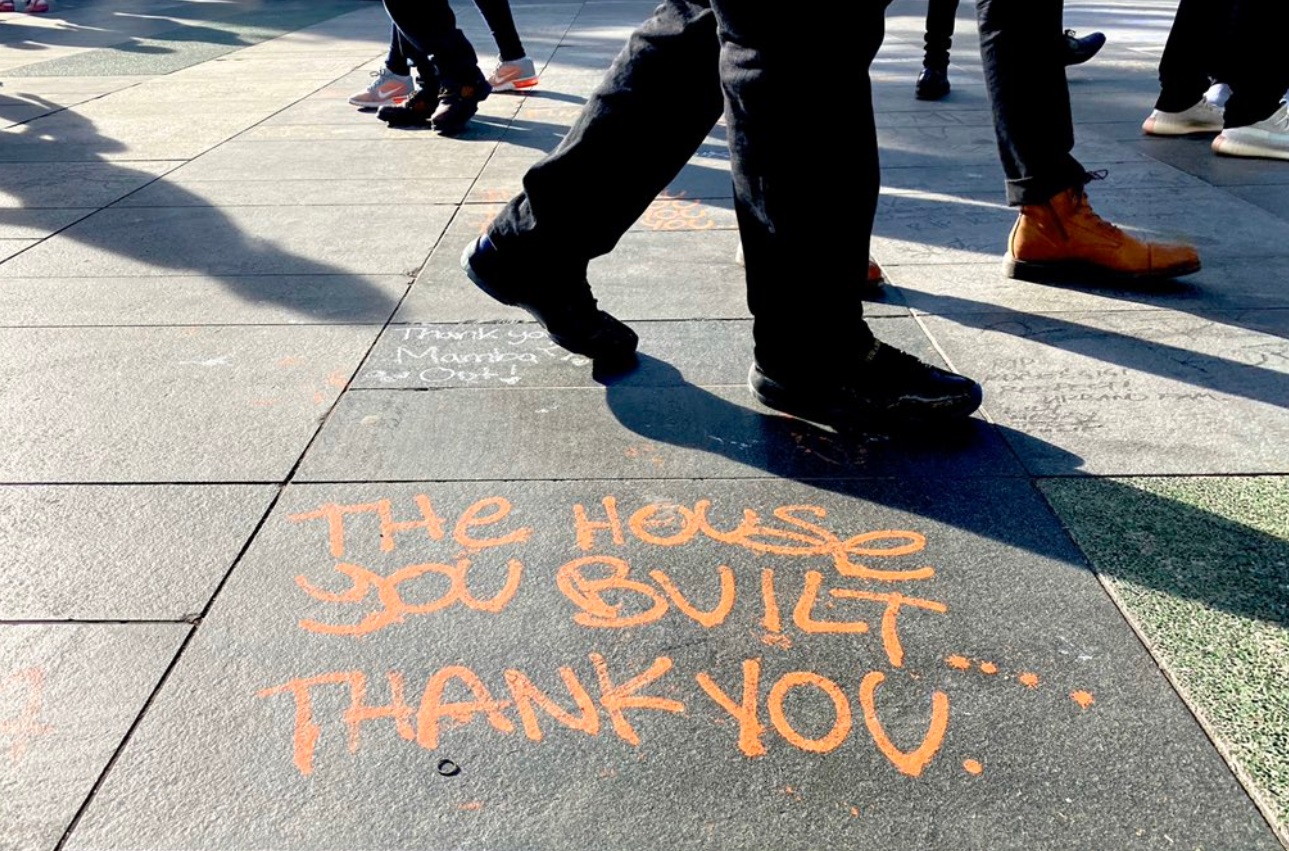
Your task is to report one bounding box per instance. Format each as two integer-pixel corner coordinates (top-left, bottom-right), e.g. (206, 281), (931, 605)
(1005, 187), (1201, 282)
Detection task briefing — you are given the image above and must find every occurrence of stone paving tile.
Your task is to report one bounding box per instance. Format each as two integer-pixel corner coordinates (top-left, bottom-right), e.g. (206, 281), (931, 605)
(1120, 135), (1289, 187)
(0, 208), (88, 240)
(0, 240), (37, 263)
(921, 310), (1289, 475)
(62, 479), (1278, 850)
(0, 623), (187, 851)
(1039, 476), (1289, 839)
(0, 274), (408, 327)
(892, 255), (1289, 316)
(0, 484), (274, 620)
(164, 140), (496, 183)
(1227, 185), (1289, 222)
(0, 325), (379, 483)
(115, 177), (473, 208)
(0, 204), (451, 278)
(0, 161), (177, 209)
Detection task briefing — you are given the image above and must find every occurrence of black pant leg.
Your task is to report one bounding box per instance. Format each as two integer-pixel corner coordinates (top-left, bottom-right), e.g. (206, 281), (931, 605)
(1222, 0), (1289, 127)
(1155, 0), (1222, 112)
(976, 0), (1087, 206)
(472, 0), (527, 62)
(707, 0), (888, 371)
(384, 0), (482, 89)
(488, 0), (724, 274)
(924, 0), (961, 69)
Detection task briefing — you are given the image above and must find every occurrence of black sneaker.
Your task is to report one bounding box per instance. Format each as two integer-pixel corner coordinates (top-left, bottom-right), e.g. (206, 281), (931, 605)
(748, 342), (982, 429)
(431, 78), (491, 134)
(461, 235), (638, 367)
(377, 87), (436, 127)
(1062, 29), (1106, 67)
(915, 66), (951, 101)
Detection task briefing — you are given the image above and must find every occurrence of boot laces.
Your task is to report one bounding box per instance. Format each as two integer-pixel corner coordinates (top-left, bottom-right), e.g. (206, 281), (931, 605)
(1072, 171), (1124, 240)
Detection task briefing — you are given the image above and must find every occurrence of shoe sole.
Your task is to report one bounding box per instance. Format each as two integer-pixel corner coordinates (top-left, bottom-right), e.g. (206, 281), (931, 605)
(490, 78), (539, 93)
(1142, 119), (1222, 137)
(914, 89), (949, 101)
(748, 366), (982, 431)
(1212, 135), (1289, 161)
(1004, 255), (1202, 284)
(460, 238), (638, 368)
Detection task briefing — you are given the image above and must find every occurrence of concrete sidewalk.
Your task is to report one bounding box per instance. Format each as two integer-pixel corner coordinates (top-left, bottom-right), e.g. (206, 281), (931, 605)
(1, 1), (1287, 848)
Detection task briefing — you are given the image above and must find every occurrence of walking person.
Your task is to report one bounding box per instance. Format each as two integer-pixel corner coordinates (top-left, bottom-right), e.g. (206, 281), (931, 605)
(975, 0), (1201, 282)
(1141, 0), (1289, 161)
(461, 0), (984, 430)
(916, 0), (1104, 101)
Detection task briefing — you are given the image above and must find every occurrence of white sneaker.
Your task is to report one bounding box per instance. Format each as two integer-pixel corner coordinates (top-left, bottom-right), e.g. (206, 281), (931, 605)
(1212, 102), (1289, 161)
(488, 56), (538, 92)
(1142, 98), (1225, 136)
(348, 67), (414, 108)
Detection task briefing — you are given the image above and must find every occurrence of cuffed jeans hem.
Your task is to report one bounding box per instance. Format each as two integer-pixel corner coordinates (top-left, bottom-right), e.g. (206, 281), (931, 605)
(1005, 170), (1089, 207)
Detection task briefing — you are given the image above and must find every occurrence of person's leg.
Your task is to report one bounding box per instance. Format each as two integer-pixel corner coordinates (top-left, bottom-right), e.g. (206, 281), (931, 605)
(350, 24), (417, 108)
(1211, 0), (1289, 160)
(709, 0), (981, 423)
(472, 0), (526, 62)
(381, 0), (490, 132)
(924, 0), (960, 70)
(464, 0), (725, 363)
(1154, 0), (1221, 113)
(977, 0), (1201, 281)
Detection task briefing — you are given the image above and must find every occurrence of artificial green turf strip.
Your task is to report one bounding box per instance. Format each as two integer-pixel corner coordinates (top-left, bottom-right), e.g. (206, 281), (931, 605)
(1039, 476), (1289, 833)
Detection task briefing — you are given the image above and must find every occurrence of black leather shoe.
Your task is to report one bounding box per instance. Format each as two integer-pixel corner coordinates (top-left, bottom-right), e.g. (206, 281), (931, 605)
(748, 342), (982, 429)
(915, 67), (951, 101)
(1062, 29), (1106, 66)
(431, 78), (491, 134)
(377, 87), (435, 127)
(461, 235), (638, 367)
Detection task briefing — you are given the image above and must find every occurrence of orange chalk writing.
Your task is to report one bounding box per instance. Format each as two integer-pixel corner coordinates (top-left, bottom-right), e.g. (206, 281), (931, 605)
(0, 667), (55, 764)
(793, 571), (870, 635)
(556, 556), (668, 628)
(963, 759), (983, 775)
(296, 557), (524, 636)
(504, 668), (601, 742)
(859, 671), (949, 778)
(628, 503), (701, 547)
(590, 653), (684, 746)
(258, 671), (361, 776)
(946, 655), (971, 670)
(760, 568), (782, 633)
(343, 671), (415, 751)
(416, 666), (515, 750)
(573, 497), (625, 551)
(829, 588), (948, 668)
(289, 496), (447, 558)
(978, 662), (998, 675)
(453, 497), (531, 551)
(1071, 691), (1095, 709)
(649, 566), (735, 628)
(1018, 672), (1040, 689)
(695, 659), (766, 758)
(767, 671), (853, 754)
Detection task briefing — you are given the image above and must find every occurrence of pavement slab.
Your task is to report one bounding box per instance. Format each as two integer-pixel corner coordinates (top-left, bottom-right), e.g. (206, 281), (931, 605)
(0, 161), (178, 210)
(0, 484), (274, 620)
(0, 325), (379, 483)
(0, 623), (187, 851)
(0, 204), (451, 279)
(62, 479), (1279, 851)
(1039, 476), (1289, 840)
(921, 310), (1289, 475)
(0, 274), (408, 326)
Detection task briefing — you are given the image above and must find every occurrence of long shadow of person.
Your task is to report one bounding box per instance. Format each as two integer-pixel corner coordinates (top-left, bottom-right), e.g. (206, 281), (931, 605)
(601, 355), (1288, 631)
(0, 93), (403, 323)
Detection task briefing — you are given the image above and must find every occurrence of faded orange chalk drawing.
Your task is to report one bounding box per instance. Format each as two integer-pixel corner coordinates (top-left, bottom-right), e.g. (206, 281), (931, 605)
(0, 667), (55, 764)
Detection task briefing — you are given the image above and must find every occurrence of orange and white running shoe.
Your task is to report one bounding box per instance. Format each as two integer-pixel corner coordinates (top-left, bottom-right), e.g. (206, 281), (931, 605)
(349, 67), (414, 109)
(488, 56), (538, 92)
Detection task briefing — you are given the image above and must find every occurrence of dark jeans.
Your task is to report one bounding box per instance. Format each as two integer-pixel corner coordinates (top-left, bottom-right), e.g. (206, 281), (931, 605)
(924, 0), (960, 69)
(1157, 0), (1289, 128)
(385, 26), (437, 86)
(976, 0), (1087, 206)
(473, 0), (526, 62)
(383, 0), (483, 90)
(488, 0), (892, 375)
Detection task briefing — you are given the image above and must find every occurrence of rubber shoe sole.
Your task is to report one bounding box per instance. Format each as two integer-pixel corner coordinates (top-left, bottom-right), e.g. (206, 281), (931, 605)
(748, 363), (982, 430)
(1004, 254), (1202, 283)
(461, 237), (639, 368)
